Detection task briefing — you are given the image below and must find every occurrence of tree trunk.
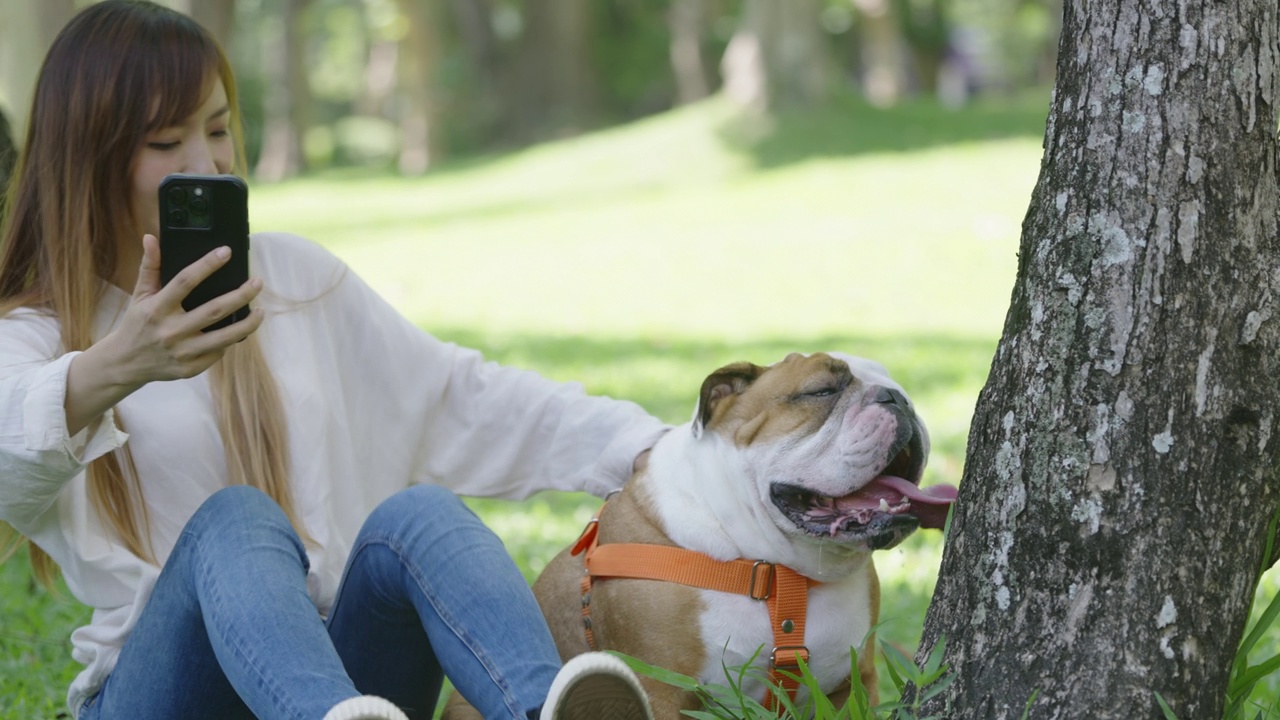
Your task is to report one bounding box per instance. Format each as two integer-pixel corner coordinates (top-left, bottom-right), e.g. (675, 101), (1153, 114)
(850, 0), (906, 107)
(394, 0), (442, 175)
(167, 0), (237, 47)
(254, 0), (312, 182)
(0, 0), (73, 141)
(0, 107), (14, 221)
(721, 0), (833, 114)
(668, 0), (713, 105)
(444, 0), (508, 143)
(190, 0), (238, 49)
(356, 37), (399, 118)
(515, 0), (597, 139)
(916, 0), (1280, 717)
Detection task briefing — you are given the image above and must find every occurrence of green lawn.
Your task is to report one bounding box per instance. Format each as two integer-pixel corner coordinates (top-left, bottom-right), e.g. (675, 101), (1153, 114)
(3, 91), (1276, 716)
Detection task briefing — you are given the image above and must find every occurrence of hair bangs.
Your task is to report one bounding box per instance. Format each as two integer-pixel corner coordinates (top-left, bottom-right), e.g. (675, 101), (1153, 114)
(139, 18), (224, 133)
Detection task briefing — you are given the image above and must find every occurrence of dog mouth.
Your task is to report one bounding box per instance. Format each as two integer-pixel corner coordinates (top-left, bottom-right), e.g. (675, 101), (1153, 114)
(769, 443), (957, 549)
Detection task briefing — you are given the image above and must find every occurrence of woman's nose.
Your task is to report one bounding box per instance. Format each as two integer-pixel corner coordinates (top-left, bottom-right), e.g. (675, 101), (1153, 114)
(185, 141), (218, 174)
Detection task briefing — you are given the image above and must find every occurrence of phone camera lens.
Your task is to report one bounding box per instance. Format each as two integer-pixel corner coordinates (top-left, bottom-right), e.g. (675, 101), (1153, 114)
(189, 196), (209, 215)
(168, 208), (188, 226)
(167, 186), (187, 206)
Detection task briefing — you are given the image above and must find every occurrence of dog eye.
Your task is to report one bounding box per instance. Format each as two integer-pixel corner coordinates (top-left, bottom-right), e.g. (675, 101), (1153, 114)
(804, 387), (838, 398)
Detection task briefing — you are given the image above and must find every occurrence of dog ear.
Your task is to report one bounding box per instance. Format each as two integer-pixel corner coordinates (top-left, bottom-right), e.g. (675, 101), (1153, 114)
(692, 362), (765, 438)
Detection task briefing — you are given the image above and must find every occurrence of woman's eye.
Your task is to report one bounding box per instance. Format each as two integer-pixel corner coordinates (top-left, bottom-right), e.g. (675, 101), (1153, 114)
(148, 141), (180, 151)
(210, 128), (229, 138)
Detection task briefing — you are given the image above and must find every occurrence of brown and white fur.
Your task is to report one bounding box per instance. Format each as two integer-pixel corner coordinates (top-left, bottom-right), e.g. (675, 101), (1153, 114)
(444, 352), (932, 719)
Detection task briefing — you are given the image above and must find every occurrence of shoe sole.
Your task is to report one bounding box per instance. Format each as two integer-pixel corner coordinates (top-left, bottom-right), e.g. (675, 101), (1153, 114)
(554, 674), (650, 720)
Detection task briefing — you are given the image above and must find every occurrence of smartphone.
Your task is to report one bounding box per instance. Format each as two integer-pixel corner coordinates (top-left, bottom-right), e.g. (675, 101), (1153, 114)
(158, 173), (250, 332)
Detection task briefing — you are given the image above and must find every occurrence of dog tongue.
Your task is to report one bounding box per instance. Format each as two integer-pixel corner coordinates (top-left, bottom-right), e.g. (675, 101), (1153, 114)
(835, 476), (958, 530)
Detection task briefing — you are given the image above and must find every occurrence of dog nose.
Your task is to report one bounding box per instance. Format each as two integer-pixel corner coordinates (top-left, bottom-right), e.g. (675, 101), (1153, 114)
(873, 387), (908, 407)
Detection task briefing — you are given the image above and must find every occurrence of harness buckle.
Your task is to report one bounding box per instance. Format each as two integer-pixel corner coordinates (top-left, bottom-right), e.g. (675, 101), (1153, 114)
(770, 645), (810, 671)
(749, 560), (775, 600)
(571, 518), (600, 556)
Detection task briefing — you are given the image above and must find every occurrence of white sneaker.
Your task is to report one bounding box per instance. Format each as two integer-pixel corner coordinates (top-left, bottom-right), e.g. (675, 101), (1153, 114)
(323, 695), (410, 720)
(541, 652), (653, 720)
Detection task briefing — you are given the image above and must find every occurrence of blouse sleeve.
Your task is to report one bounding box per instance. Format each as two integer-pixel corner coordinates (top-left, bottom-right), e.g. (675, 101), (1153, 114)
(280, 234), (670, 500)
(0, 311), (129, 528)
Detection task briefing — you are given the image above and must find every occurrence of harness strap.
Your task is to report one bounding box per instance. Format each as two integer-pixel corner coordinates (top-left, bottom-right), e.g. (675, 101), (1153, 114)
(572, 511), (813, 711)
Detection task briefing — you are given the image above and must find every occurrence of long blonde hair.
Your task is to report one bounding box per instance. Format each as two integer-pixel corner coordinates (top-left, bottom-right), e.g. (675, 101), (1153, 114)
(0, 0), (305, 584)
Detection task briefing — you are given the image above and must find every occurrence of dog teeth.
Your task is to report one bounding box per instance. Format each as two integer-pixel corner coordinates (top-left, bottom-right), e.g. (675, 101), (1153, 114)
(879, 498), (890, 512)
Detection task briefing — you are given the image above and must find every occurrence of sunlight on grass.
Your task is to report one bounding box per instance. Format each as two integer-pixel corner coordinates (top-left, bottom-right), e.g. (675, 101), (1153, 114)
(250, 96), (1042, 341)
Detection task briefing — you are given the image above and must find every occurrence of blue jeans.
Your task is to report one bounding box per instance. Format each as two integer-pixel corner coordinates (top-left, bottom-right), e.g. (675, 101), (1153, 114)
(79, 484), (562, 720)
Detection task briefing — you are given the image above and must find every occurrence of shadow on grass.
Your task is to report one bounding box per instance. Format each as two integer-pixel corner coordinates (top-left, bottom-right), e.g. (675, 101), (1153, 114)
(719, 90), (1052, 170)
(274, 90), (1050, 248)
(429, 326), (998, 425)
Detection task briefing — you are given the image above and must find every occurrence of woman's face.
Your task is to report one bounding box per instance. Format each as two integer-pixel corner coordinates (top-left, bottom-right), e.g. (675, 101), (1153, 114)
(129, 78), (234, 240)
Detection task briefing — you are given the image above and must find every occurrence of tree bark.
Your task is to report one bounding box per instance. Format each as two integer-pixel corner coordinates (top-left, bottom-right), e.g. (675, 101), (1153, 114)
(254, 0), (312, 182)
(916, 1), (1280, 717)
(721, 0), (833, 114)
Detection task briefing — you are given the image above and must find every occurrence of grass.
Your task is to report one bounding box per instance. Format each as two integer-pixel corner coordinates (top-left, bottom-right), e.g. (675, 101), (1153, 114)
(1, 90), (1276, 717)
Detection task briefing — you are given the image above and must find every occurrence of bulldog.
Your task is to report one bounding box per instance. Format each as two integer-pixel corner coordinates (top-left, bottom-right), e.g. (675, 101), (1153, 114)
(443, 352), (956, 719)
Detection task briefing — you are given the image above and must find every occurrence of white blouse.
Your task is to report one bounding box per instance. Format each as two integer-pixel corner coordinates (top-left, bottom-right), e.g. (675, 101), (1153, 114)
(0, 232), (668, 715)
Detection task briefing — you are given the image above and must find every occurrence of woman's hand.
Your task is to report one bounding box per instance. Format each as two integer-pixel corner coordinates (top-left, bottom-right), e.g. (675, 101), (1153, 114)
(64, 234), (264, 434)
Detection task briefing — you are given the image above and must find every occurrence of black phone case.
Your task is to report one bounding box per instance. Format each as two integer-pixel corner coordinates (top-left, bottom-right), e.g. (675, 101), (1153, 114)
(158, 174), (250, 332)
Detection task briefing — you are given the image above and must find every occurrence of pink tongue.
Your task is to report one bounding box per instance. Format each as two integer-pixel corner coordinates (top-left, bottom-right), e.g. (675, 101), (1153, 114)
(834, 476), (958, 530)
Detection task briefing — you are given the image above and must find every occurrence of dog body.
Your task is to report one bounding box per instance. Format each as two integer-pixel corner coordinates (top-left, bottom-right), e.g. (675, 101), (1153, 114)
(534, 352), (951, 717)
(442, 352), (953, 719)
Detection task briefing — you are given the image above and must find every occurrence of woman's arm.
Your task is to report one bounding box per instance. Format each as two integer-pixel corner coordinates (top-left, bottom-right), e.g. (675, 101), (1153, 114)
(292, 235), (669, 499)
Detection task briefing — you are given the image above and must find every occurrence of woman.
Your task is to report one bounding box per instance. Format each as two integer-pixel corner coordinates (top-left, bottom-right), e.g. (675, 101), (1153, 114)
(0, 2), (663, 719)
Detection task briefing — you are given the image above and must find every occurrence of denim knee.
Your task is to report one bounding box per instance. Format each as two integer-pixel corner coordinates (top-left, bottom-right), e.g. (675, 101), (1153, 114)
(184, 486), (307, 561)
(364, 484), (477, 539)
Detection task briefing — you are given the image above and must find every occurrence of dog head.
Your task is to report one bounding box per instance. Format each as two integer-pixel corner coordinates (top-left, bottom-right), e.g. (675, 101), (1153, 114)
(685, 352), (953, 557)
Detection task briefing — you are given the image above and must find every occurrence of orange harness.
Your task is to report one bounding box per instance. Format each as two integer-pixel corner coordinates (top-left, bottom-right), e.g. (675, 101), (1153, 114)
(571, 507), (816, 711)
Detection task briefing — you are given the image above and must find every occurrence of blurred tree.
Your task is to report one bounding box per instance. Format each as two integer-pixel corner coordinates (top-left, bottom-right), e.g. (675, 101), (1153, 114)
(850, 0), (907, 106)
(915, 0), (1280, 716)
(440, 0), (509, 146)
(166, 0), (238, 47)
(356, 25), (399, 118)
(895, 0), (950, 95)
(721, 0), (834, 113)
(515, 0), (599, 138)
(668, 0), (714, 104)
(0, 0), (73, 141)
(394, 0), (443, 174)
(0, 107), (14, 221)
(254, 0), (314, 181)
